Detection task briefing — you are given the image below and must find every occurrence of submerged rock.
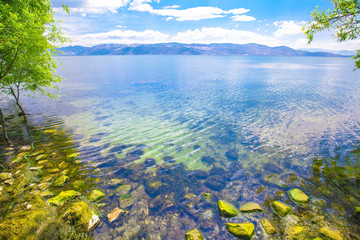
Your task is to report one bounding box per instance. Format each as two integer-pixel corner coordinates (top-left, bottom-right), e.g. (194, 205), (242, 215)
(115, 184), (132, 195)
(52, 175), (69, 187)
(205, 175), (226, 191)
(289, 188), (310, 204)
(145, 181), (162, 197)
(225, 148), (239, 161)
(286, 226), (305, 239)
(319, 227), (343, 240)
(201, 156), (216, 165)
(271, 201), (293, 217)
(260, 219), (276, 235)
(355, 206), (360, 220)
(62, 201), (100, 232)
(203, 193), (211, 202)
(48, 190), (81, 206)
(185, 229), (203, 240)
(107, 207), (127, 223)
(88, 190), (106, 202)
(119, 194), (134, 208)
(239, 202), (263, 213)
(217, 200), (238, 218)
(226, 223), (254, 239)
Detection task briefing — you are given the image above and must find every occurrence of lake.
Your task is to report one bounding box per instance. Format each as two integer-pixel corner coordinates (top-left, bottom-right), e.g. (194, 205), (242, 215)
(11, 55), (360, 238)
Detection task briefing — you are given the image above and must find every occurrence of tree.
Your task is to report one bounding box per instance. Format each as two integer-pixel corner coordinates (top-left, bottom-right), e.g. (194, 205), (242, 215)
(0, 0), (68, 144)
(304, 0), (360, 69)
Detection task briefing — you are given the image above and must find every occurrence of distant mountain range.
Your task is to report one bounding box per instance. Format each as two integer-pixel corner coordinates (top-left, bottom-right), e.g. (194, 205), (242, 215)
(58, 43), (351, 57)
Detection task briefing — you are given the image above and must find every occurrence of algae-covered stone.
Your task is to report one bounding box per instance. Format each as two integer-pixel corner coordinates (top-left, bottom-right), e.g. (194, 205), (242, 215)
(62, 201), (100, 232)
(115, 184), (132, 195)
(218, 200), (238, 218)
(40, 189), (54, 197)
(145, 181), (162, 197)
(35, 154), (47, 161)
(48, 190), (80, 206)
(260, 219), (276, 235)
(240, 202), (263, 213)
(52, 175), (69, 187)
(226, 223), (254, 239)
(119, 194), (134, 208)
(286, 226), (305, 239)
(88, 190), (106, 202)
(271, 201), (293, 217)
(289, 188), (310, 204)
(319, 227), (343, 240)
(355, 206), (360, 220)
(108, 207), (127, 223)
(203, 192), (211, 202)
(185, 229), (203, 240)
(0, 173), (12, 181)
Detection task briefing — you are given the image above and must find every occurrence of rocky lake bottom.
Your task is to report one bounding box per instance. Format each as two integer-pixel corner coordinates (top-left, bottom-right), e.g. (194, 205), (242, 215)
(0, 112), (359, 240)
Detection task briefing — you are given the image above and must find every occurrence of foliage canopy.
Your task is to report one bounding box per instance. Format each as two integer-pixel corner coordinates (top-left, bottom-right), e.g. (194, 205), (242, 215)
(304, 0), (360, 69)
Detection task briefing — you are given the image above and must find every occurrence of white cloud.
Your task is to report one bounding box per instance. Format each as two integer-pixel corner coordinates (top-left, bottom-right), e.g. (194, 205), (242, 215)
(171, 27), (278, 45)
(68, 0), (130, 14)
(163, 5), (180, 9)
(231, 15), (256, 22)
(273, 20), (307, 37)
(225, 8), (250, 15)
(70, 29), (170, 46)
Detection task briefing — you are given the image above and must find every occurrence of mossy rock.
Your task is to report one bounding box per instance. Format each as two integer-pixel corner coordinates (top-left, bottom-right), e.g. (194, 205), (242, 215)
(226, 223), (254, 239)
(239, 202), (263, 213)
(119, 194), (134, 208)
(319, 227), (343, 240)
(354, 206), (360, 220)
(48, 190), (81, 206)
(286, 226), (305, 239)
(185, 229), (203, 240)
(203, 193), (211, 202)
(115, 184), (132, 195)
(271, 201), (293, 217)
(40, 189), (54, 197)
(289, 188), (309, 204)
(107, 207), (127, 223)
(88, 190), (106, 202)
(62, 201), (100, 232)
(52, 175), (69, 187)
(218, 200), (238, 218)
(260, 219), (276, 235)
(145, 181), (162, 197)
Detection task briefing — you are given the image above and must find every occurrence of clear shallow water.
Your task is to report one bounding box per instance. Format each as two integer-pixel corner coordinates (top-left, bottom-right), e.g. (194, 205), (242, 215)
(18, 55), (360, 239)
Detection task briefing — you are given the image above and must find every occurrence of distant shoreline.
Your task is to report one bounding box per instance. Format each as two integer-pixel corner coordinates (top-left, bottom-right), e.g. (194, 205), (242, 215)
(58, 43), (353, 57)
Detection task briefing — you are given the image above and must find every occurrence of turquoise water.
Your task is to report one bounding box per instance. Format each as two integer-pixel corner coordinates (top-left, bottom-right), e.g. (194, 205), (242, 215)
(19, 55), (360, 239)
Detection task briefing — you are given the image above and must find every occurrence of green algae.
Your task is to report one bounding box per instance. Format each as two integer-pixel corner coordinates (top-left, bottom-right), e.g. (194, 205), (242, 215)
(48, 190), (81, 206)
(88, 189), (106, 202)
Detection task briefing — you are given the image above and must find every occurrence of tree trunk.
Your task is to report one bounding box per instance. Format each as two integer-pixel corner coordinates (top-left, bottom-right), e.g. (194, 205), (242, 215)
(0, 108), (10, 145)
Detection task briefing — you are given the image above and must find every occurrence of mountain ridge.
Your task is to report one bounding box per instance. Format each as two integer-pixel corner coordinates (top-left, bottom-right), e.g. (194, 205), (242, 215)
(58, 43), (347, 57)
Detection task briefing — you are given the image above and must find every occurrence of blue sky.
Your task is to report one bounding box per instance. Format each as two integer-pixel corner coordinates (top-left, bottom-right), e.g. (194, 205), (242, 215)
(53, 0), (358, 50)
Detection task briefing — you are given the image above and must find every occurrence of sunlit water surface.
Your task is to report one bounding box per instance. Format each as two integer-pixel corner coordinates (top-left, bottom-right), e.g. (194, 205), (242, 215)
(20, 56), (360, 239)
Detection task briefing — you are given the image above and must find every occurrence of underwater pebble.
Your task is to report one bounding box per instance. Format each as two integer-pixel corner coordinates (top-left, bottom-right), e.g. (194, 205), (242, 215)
(319, 227), (343, 240)
(289, 188), (310, 204)
(107, 207), (127, 223)
(260, 219), (276, 235)
(239, 202), (263, 213)
(185, 229), (203, 240)
(271, 201), (293, 217)
(226, 223), (254, 239)
(217, 200), (238, 218)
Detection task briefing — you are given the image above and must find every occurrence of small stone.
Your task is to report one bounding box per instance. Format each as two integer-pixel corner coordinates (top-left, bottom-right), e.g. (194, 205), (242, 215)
(145, 181), (162, 197)
(185, 229), (203, 240)
(35, 154), (47, 161)
(0, 173), (12, 180)
(67, 153), (81, 159)
(109, 178), (123, 185)
(218, 200), (238, 218)
(52, 175), (69, 187)
(286, 226), (305, 238)
(40, 189), (54, 197)
(38, 160), (48, 165)
(19, 145), (32, 151)
(119, 194), (134, 208)
(203, 193), (211, 202)
(88, 213), (100, 232)
(88, 190), (106, 202)
(319, 227), (343, 240)
(200, 209), (214, 220)
(184, 193), (197, 199)
(115, 184), (132, 195)
(354, 206), (360, 220)
(47, 190), (80, 206)
(311, 216), (325, 223)
(261, 219), (276, 235)
(226, 223), (254, 239)
(271, 201), (293, 217)
(30, 166), (43, 171)
(239, 202), (263, 213)
(107, 207), (127, 223)
(289, 188), (310, 204)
